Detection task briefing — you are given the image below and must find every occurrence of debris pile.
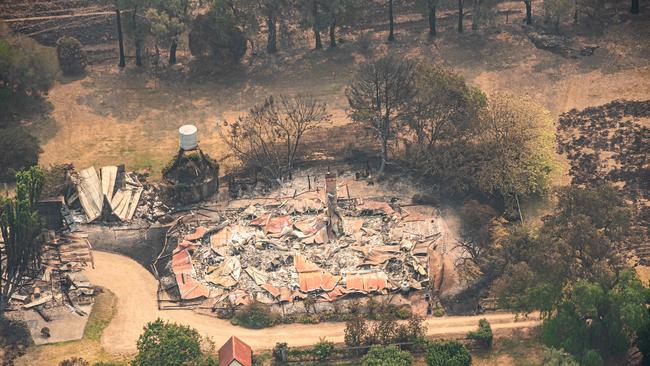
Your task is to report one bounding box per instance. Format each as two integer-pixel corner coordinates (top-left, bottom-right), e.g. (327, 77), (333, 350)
(5, 231), (96, 342)
(155, 172), (447, 314)
(49, 164), (171, 225)
(527, 30), (598, 58)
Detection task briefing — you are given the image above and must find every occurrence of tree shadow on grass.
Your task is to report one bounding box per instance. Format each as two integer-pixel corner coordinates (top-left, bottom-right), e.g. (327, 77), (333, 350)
(1, 96), (59, 146)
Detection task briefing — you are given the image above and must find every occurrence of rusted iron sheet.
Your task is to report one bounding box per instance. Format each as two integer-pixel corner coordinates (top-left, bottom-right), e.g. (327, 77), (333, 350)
(175, 273), (209, 300)
(345, 272), (390, 293)
(171, 249), (194, 274)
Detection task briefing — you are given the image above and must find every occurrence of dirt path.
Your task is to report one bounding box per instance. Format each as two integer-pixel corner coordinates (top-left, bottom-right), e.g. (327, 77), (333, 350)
(83, 251), (540, 355)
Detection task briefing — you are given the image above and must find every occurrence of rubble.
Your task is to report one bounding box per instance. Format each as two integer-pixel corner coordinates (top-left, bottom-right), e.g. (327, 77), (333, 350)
(153, 170), (451, 315)
(4, 231), (97, 344)
(527, 30), (598, 58)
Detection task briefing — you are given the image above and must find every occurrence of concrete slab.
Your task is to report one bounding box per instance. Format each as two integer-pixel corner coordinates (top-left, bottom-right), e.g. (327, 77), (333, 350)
(21, 304), (93, 345)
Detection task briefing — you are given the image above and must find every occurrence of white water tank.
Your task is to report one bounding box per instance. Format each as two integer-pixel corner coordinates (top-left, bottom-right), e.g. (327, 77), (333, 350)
(179, 124), (198, 150)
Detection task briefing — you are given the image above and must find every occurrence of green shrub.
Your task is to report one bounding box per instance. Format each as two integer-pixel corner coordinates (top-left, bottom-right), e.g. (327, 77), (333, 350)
(362, 345), (413, 366)
(0, 127), (41, 181)
(540, 347), (578, 366)
(433, 308), (445, 317)
(296, 314), (320, 324)
(132, 319), (203, 366)
(386, 304), (412, 320)
(581, 350), (603, 366)
(313, 338), (334, 361)
(467, 318), (493, 349)
(56, 36), (87, 76)
(344, 315), (369, 347)
(426, 341), (472, 366)
(233, 302), (278, 329)
(188, 12), (246, 65)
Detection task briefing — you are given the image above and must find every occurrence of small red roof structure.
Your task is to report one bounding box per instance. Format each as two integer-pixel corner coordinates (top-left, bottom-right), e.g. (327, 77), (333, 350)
(219, 336), (252, 366)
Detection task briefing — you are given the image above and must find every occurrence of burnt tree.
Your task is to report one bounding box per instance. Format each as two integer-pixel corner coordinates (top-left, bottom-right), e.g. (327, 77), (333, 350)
(524, 0), (532, 24)
(346, 56), (416, 175)
(458, 0), (464, 33)
(313, 0), (323, 49)
(115, 5), (126, 67)
(428, 0), (437, 36)
(388, 0), (395, 42)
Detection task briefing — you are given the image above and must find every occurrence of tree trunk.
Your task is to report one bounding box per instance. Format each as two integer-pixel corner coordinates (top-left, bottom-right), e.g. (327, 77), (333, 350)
(169, 39), (177, 65)
(472, 0), (481, 30)
(428, 2), (437, 37)
(329, 21), (336, 48)
(132, 6), (142, 67)
(379, 136), (388, 175)
(135, 39), (142, 66)
(388, 0), (395, 42)
(313, 1), (323, 49)
(458, 0), (464, 33)
(115, 7), (125, 68)
(525, 1), (532, 24)
(267, 13), (278, 53)
(631, 0), (639, 14)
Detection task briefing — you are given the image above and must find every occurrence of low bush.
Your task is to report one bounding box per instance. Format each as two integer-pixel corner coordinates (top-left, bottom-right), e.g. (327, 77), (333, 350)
(233, 302), (278, 329)
(313, 338), (334, 361)
(59, 358), (89, 366)
(272, 342), (289, 363)
(540, 347), (578, 366)
(426, 341), (472, 366)
(467, 318), (493, 349)
(56, 36), (87, 76)
(581, 350), (603, 366)
(362, 345), (413, 366)
(0, 126), (41, 181)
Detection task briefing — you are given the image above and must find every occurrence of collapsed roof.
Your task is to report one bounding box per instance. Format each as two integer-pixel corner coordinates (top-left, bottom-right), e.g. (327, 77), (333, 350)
(156, 173), (445, 308)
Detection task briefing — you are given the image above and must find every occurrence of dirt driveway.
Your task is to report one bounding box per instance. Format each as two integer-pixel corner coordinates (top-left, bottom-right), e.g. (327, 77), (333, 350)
(83, 251), (540, 355)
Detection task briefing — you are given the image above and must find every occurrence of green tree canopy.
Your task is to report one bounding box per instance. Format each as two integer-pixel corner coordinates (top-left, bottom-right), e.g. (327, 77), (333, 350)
(132, 319), (208, 366)
(0, 26), (57, 115)
(493, 185), (648, 362)
(426, 341), (472, 366)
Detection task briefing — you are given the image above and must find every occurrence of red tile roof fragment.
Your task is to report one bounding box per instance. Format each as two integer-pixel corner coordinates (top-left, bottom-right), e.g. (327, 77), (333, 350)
(184, 226), (207, 241)
(261, 283), (281, 298)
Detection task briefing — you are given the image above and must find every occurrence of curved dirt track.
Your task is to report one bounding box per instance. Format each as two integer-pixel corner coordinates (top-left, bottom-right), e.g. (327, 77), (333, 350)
(83, 251), (541, 355)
